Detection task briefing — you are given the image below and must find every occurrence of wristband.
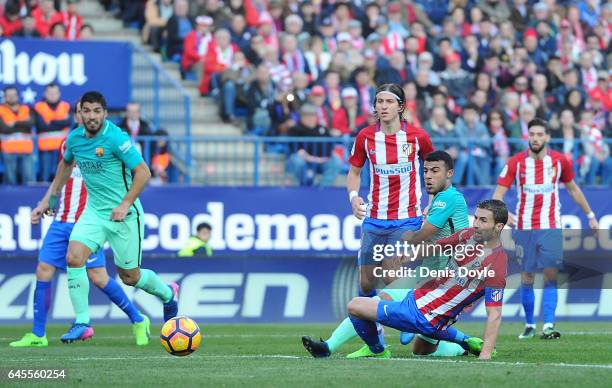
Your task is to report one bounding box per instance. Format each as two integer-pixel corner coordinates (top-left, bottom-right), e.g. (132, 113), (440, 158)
(349, 191), (358, 202)
(587, 211), (596, 220)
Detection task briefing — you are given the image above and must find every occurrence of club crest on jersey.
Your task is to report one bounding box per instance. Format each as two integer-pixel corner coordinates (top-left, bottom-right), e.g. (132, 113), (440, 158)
(95, 147), (104, 157)
(402, 143), (412, 157)
(368, 149), (377, 156)
(491, 289), (503, 302)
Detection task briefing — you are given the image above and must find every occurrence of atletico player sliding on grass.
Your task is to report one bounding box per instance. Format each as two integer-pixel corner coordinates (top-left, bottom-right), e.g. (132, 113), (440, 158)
(303, 150), (470, 358)
(46, 91), (179, 342)
(9, 102), (150, 347)
(493, 118), (599, 340)
(347, 200), (509, 360)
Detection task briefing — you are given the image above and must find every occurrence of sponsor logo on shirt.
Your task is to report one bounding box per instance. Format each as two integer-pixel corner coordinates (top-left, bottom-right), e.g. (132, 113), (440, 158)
(431, 200), (446, 210)
(95, 147), (104, 157)
(77, 160), (103, 174)
(373, 162), (412, 176)
(522, 183), (554, 194)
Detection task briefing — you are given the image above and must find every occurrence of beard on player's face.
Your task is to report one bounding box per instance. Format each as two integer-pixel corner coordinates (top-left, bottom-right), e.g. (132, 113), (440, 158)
(529, 141), (547, 154)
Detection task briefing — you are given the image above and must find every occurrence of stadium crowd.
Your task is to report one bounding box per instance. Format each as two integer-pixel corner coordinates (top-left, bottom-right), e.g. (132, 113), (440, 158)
(125, 0), (611, 186)
(0, 0), (610, 186)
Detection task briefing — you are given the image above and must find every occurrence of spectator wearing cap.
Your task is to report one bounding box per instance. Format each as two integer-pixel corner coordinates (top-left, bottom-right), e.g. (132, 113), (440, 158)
(165, 0), (194, 62)
(257, 13), (279, 52)
(32, 0), (59, 37)
(200, 28), (239, 96)
(589, 71), (612, 112)
(304, 36), (332, 83)
(478, 0), (511, 24)
(440, 52), (472, 108)
(523, 28), (548, 70)
(387, 2), (410, 39)
(453, 103), (492, 185)
(308, 85), (331, 128)
(50, 0), (83, 40)
(286, 103), (343, 187)
(332, 87), (368, 135)
(181, 15), (213, 81)
(230, 14), (255, 53)
(347, 19), (365, 51)
(281, 34), (311, 76)
(246, 63), (275, 135)
(351, 66), (375, 117)
(143, 0), (174, 52)
(319, 17), (337, 53)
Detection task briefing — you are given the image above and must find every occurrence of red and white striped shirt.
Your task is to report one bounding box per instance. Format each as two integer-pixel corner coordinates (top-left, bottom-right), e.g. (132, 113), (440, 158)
(56, 139), (87, 223)
(497, 150), (574, 230)
(349, 121), (434, 220)
(414, 228), (508, 329)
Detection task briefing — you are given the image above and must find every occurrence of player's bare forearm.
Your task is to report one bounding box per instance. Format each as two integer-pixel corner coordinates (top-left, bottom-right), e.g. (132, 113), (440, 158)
(50, 159), (74, 196)
(492, 185), (508, 200)
(565, 181), (593, 215)
(480, 306), (502, 360)
(122, 161), (151, 207)
(346, 165), (361, 193)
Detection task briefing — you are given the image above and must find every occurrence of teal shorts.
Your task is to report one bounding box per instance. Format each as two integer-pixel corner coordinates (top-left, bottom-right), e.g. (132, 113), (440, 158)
(70, 208), (144, 269)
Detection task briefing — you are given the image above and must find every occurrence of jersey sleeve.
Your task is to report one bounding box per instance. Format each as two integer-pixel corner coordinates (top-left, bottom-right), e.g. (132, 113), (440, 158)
(436, 228), (474, 247)
(348, 130), (367, 168)
(559, 154), (575, 183)
(496, 156), (517, 188)
(111, 130), (144, 170)
(63, 136), (74, 163)
(483, 250), (507, 307)
(426, 191), (457, 229)
(417, 128), (434, 159)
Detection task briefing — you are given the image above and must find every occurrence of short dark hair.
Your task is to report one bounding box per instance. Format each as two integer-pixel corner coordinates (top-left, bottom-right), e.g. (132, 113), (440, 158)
(45, 82), (59, 90)
(527, 117), (550, 134)
(3, 85), (17, 94)
(197, 222), (212, 232)
(463, 102), (480, 113)
(425, 150), (454, 171)
(477, 199), (508, 226)
(80, 91), (107, 110)
(73, 100), (81, 114)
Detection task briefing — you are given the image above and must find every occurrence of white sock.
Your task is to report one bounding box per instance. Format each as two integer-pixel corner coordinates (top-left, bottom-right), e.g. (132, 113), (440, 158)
(543, 323), (554, 330)
(525, 323), (536, 329)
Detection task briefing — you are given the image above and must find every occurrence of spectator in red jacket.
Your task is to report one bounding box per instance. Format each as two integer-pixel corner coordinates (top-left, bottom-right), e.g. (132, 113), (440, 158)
(0, 2), (23, 36)
(49, 0), (83, 40)
(199, 28), (238, 96)
(181, 15), (214, 81)
(32, 0), (59, 37)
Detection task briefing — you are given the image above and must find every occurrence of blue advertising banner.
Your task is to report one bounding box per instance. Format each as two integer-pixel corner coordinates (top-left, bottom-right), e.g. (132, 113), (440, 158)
(0, 38), (131, 109)
(0, 186), (610, 255)
(0, 257), (610, 324)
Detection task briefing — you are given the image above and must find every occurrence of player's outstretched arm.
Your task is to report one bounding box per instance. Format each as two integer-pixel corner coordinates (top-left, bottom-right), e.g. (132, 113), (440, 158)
(111, 161), (151, 221)
(46, 159), (74, 217)
(564, 180), (599, 234)
(347, 165), (366, 219)
(480, 305), (502, 360)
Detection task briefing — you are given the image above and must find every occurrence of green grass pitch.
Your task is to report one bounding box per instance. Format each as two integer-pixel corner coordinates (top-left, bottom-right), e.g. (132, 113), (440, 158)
(1, 322), (611, 387)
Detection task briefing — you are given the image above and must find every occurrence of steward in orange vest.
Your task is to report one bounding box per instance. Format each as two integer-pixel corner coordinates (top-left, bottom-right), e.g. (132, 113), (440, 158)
(34, 83), (72, 151)
(0, 86), (35, 154)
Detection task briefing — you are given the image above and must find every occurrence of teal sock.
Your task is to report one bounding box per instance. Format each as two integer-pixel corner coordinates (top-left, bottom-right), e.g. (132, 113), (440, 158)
(134, 269), (173, 303)
(326, 317), (358, 353)
(67, 266), (90, 324)
(429, 341), (466, 357)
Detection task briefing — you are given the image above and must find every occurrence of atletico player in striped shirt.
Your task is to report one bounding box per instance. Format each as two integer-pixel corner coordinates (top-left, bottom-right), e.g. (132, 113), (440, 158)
(9, 102), (150, 348)
(493, 118), (599, 340)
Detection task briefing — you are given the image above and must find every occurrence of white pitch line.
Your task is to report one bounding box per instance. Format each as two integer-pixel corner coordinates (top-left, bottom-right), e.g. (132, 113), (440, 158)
(3, 355), (612, 370)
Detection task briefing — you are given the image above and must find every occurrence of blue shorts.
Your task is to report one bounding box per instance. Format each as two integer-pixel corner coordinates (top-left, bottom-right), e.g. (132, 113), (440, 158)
(377, 290), (436, 336)
(358, 217), (423, 266)
(39, 221), (105, 270)
(513, 229), (563, 272)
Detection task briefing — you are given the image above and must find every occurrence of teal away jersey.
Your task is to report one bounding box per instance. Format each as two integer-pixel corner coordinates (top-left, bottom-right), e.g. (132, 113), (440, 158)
(63, 120), (145, 218)
(426, 185), (470, 242)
